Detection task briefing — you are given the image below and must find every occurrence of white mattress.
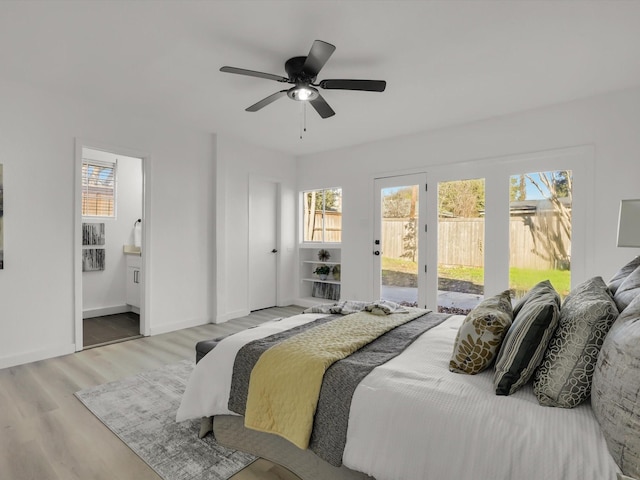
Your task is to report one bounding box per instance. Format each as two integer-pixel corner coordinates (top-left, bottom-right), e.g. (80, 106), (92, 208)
(177, 313), (620, 480)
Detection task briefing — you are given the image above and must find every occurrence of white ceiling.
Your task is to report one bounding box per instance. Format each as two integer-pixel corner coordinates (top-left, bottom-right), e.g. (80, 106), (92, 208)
(2, 1), (640, 156)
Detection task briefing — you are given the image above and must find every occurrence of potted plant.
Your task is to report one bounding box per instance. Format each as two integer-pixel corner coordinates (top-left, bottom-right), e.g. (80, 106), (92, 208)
(317, 249), (331, 261)
(313, 264), (331, 280)
(331, 264), (341, 281)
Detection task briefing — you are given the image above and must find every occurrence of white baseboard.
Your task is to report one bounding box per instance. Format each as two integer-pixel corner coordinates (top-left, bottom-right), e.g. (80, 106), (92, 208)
(278, 298), (296, 307)
(0, 344), (76, 370)
(149, 316), (211, 336)
(214, 308), (250, 324)
(83, 304), (130, 319)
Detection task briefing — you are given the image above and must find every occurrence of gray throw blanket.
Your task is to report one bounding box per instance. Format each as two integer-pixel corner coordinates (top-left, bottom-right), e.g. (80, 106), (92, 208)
(309, 311), (451, 465)
(228, 311), (451, 466)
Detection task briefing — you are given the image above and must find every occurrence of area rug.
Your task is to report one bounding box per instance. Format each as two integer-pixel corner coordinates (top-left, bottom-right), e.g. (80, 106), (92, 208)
(75, 360), (256, 480)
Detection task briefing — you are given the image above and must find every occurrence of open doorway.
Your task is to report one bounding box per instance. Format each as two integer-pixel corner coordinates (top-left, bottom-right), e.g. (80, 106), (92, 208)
(74, 142), (148, 350)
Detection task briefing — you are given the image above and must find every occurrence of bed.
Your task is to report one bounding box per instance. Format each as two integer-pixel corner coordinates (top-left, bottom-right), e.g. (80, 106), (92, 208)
(177, 260), (640, 480)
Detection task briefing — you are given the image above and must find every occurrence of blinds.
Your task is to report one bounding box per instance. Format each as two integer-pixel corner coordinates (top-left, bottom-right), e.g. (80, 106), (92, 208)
(82, 159), (116, 217)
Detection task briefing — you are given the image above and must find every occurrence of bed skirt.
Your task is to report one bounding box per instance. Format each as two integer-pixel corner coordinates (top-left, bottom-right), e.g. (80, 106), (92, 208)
(212, 415), (373, 480)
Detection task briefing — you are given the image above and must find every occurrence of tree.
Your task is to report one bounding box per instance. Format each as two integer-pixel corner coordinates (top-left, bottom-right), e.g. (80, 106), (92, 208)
(438, 179), (485, 218)
(383, 187), (413, 218)
(510, 174), (526, 201)
(523, 170), (572, 270)
(401, 219), (417, 262)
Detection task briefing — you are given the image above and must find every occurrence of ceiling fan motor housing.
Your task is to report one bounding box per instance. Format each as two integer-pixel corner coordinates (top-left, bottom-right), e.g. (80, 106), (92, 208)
(285, 56), (316, 84)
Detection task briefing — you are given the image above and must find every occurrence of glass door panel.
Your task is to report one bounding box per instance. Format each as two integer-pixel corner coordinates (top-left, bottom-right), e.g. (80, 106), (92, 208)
(509, 171), (572, 300)
(437, 178), (485, 314)
(374, 174), (426, 307)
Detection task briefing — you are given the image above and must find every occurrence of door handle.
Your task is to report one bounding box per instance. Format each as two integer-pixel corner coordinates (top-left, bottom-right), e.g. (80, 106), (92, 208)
(271, 249), (278, 253)
(373, 251), (380, 256)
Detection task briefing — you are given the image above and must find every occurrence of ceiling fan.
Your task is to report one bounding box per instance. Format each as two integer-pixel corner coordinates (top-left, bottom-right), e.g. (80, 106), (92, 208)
(220, 40), (386, 119)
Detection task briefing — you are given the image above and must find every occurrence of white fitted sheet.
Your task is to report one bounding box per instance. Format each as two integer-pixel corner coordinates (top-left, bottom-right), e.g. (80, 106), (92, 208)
(343, 315), (619, 480)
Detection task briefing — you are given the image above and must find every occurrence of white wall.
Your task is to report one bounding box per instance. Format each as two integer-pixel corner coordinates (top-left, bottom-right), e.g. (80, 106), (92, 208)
(215, 135), (297, 322)
(0, 77), (216, 368)
(297, 87), (640, 305)
(82, 149), (143, 317)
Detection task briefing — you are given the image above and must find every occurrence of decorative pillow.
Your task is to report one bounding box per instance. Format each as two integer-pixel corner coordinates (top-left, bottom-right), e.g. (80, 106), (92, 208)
(450, 290), (513, 374)
(303, 303), (338, 314)
(494, 280), (560, 395)
(533, 276), (618, 408)
(608, 256), (640, 294)
(336, 300), (370, 314)
(364, 300), (409, 315)
(592, 294), (640, 479)
(512, 279), (553, 317)
(613, 265), (640, 313)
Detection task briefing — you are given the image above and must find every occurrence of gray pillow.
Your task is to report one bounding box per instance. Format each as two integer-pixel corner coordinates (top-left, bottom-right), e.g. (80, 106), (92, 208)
(494, 280), (560, 395)
(449, 290), (513, 375)
(613, 265), (640, 313)
(533, 276), (618, 408)
(608, 256), (640, 294)
(592, 293), (640, 478)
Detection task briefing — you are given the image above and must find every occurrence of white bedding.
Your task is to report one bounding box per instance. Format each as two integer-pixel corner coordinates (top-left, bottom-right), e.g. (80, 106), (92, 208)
(177, 313), (620, 480)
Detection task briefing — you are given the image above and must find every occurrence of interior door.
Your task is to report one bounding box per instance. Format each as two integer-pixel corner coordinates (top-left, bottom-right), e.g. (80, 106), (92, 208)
(249, 178), (278, 310)
(373, 173), (427, 308)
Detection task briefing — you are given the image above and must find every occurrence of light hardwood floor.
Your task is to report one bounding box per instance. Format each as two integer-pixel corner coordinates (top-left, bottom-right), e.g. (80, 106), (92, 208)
(0, 306), (305, 480)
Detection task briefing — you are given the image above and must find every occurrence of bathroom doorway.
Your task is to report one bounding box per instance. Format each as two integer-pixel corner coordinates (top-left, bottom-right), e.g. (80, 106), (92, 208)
(74, 141), (149, 350)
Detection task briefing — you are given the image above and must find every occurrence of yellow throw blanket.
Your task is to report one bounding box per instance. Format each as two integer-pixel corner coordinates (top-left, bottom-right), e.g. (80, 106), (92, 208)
(244, 308), (427, 449)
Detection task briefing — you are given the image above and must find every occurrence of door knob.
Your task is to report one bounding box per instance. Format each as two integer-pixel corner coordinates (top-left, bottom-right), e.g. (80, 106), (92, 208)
(271, 249), (278, 253)
(373, 250), (380, 256)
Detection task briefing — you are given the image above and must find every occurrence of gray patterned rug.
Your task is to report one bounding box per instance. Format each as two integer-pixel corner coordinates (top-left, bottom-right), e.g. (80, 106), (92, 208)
(75, 360), (256, 480)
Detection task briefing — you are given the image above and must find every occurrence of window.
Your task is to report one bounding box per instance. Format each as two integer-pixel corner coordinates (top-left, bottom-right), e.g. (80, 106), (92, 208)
(82, 159), (116, 217)
(509, 170), (572, 299)
(302, 188), (342, 243)
(437, 178), (485, 313)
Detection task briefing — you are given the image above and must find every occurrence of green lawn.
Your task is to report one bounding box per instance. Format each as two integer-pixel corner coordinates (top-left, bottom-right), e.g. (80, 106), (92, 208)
(382, 257), (570, 298)
(509, 267), (571, 298)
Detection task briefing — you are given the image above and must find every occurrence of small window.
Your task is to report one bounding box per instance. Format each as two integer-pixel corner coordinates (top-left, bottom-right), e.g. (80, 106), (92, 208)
(82, 159), (116, 217)
(302, 188), (342, 243)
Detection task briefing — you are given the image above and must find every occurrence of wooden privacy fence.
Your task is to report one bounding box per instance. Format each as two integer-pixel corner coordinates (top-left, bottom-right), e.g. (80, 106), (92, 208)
(383, 216), (570, 270)
(306, 211), (342, 242)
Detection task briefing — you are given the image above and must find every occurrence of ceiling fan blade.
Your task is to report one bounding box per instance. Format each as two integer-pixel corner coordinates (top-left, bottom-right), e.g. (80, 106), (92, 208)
(319, 79), (386, 92)
(245, 90), (288, 112)
(303, 40), (336, 78)
(220, 66), (288, 83)
(309, 93), (335, 119)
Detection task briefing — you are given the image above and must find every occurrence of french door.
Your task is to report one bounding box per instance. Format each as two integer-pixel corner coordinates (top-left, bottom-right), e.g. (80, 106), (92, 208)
(373, 173), (427, 308)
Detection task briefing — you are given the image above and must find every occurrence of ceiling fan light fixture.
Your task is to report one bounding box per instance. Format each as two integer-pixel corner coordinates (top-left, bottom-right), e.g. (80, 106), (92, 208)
(288, 86), (318, 102)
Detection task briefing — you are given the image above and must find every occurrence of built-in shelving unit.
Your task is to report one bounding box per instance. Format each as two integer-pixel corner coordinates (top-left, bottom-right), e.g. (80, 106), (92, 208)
(298, 245), (341, 306)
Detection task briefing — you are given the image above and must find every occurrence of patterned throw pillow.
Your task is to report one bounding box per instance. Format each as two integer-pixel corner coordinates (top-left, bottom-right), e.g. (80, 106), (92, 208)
(303, 303), (338, 314)
(494, 280), (560, 395)
(613, 265), (640, 313)
(608, 256), (640, 294)
(533, 277), (618, 408)
(449, 290), (513, 375)
(592, 294), (640, 479)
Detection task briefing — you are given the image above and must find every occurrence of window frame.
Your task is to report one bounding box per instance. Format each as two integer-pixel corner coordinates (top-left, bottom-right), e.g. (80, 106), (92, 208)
(424, 146), (593, 310)
(81, 158), (117, 218)
(301, 187), (342, 244)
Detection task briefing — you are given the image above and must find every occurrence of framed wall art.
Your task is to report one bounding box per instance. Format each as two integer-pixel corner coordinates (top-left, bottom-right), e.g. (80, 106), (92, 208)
(82, 222), (105, 245)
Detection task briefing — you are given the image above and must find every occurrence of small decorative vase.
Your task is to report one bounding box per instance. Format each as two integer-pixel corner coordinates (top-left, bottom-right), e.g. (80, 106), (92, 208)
(319, 274), (328, 280)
